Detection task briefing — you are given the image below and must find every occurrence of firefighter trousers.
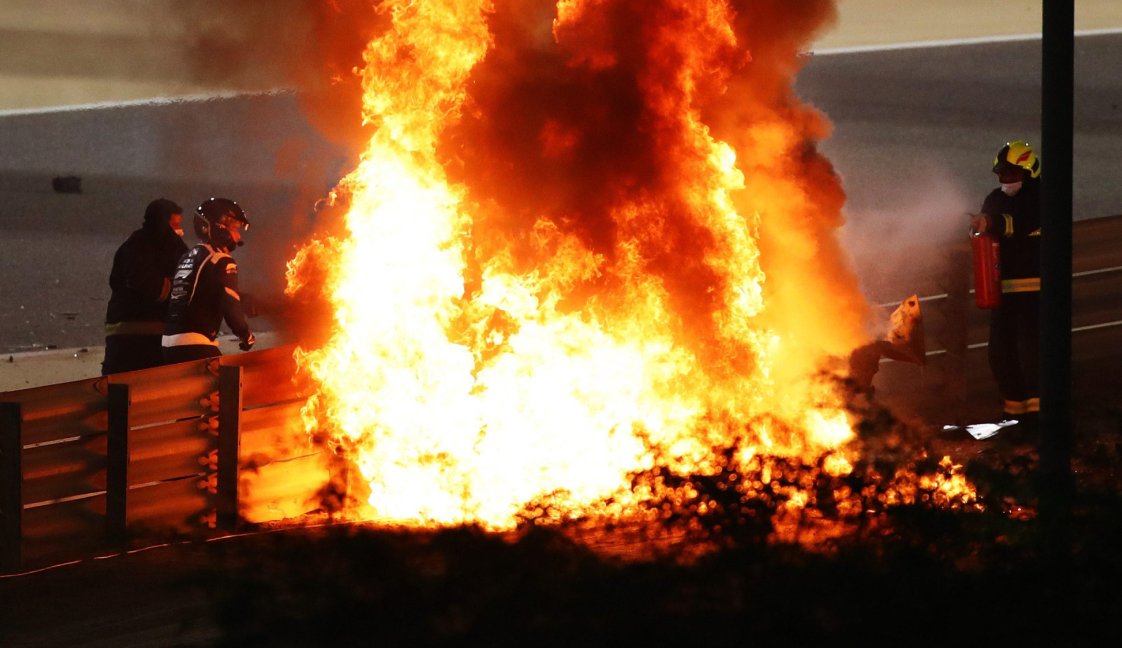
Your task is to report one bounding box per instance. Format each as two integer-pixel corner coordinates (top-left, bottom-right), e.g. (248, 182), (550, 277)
(987, 290), (1039, 415)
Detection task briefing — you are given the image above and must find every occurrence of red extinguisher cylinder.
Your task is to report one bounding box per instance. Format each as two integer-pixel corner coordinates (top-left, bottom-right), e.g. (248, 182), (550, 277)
(971, 232), (1001, 309)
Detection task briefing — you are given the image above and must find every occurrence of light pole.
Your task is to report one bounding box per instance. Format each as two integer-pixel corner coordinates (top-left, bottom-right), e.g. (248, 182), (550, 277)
(1039, 0), (1074, 555)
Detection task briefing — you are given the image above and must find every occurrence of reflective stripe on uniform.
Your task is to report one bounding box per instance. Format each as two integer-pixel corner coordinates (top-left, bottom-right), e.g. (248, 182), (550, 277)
(1003, 400), (1027, 415)
(162, 332), (217, 347)
(1001, 277), (1040, 293)
(1029, 228), (1041, 237)
(224, 287), (240, 301)
(1002, 214), (1014, 237)
(1025, 397), (1040, 413)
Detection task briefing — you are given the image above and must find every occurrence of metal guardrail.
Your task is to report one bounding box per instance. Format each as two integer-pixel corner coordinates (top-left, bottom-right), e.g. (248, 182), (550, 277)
(0, 345), (322, 573)
(871, 214), (1122, 422)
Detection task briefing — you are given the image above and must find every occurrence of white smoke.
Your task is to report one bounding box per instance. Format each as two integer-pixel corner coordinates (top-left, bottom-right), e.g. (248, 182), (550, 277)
(839, 165), (975, 309)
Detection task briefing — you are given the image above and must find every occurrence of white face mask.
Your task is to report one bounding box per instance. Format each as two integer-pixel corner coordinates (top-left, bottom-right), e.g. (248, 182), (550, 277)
(1000, 181), (1023, 196)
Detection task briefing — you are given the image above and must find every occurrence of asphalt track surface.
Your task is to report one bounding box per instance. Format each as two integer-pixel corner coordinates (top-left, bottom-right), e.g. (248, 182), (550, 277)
(1, 34), (1119, 353)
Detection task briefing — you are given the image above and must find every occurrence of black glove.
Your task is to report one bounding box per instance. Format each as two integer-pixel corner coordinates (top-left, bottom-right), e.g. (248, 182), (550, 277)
(239, 333), (256, 351)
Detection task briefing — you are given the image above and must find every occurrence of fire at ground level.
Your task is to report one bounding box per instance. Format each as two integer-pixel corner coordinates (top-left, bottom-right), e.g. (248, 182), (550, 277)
(2, 299), (1120, 642)
(3, 419), (1122, 646)
(3, 335), (1122, 644)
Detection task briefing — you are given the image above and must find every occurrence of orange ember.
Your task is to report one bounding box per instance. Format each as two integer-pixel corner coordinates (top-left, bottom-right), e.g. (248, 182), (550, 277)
(285, 0), (961, 535)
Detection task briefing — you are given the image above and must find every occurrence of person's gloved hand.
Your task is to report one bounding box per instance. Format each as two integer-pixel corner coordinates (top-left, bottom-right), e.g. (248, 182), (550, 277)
(239, 332), (256, 351)
(969, 213), (989, 234)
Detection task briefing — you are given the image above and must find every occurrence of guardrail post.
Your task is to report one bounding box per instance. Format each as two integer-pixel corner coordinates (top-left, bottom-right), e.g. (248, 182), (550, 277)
(106, 384), (130, 549)
(1, 403), (22, 572)
(217, 365), (243, 531)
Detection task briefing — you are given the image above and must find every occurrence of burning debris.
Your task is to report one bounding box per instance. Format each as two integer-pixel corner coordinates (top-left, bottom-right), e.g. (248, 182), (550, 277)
(280, 0), (981, 544)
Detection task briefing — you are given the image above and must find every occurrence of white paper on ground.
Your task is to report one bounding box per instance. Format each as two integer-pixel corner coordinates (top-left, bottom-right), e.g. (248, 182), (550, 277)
(942, 419), (1019, 440)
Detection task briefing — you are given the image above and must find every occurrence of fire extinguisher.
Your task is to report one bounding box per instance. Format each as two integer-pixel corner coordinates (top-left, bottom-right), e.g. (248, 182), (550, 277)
(971, 228), (1001, 309)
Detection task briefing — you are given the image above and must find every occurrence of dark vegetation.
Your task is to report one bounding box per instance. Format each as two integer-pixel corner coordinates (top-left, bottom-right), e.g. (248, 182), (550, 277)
(197, 490), (1122, 645)
(4, 399), (1122, 647)
(194, 405), (1122, 646)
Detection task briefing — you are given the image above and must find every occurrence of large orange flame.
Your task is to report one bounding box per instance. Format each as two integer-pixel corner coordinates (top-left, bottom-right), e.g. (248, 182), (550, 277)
(286, 0), (878, 531)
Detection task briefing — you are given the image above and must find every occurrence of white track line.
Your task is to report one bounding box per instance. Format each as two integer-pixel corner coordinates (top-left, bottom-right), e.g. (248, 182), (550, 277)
(811, 27), (1122, 56)
(4, 30), (1120, 116)
(0, 88), (290, 118)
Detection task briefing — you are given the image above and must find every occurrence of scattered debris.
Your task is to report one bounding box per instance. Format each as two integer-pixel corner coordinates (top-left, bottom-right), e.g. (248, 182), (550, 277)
(848, 294), (925, 390)
(51, 176), (82, 194)
(942, 419), (1019, 441)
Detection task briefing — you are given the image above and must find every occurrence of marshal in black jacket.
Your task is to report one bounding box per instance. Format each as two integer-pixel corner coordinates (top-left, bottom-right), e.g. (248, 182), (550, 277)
(105, 222), (189, 332)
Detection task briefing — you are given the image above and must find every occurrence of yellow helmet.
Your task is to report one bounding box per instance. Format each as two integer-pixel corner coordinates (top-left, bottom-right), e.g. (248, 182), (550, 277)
(992, 140), (1041, 178)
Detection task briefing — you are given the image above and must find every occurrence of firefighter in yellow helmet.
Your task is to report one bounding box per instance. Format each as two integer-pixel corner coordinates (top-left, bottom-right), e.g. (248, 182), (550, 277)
(970, 141), (1041, 426)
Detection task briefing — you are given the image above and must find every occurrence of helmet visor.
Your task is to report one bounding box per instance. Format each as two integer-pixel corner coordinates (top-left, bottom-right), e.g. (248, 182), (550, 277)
(993, 159), (1023, 175)
(218, 214), (250, 232)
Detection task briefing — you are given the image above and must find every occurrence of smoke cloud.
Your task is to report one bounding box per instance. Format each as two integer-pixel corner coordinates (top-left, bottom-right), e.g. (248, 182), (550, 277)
(439, 0), (869, 375)
(840, 166), (974, 305)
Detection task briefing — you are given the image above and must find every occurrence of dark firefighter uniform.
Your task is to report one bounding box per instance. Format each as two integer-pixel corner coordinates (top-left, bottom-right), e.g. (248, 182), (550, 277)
(102, 199), (188, 375)
(162, 243), (252, 363)
(978, 173), (1041, 417)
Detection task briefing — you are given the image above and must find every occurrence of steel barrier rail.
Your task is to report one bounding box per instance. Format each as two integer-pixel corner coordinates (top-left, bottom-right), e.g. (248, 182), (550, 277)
(0, 345), (317, 572)
(871, 214), (1122, 423)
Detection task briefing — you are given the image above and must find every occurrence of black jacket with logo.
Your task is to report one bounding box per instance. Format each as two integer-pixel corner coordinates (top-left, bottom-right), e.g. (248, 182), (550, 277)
(165, 244), (251, 344)
(105, 223), (188, 331)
